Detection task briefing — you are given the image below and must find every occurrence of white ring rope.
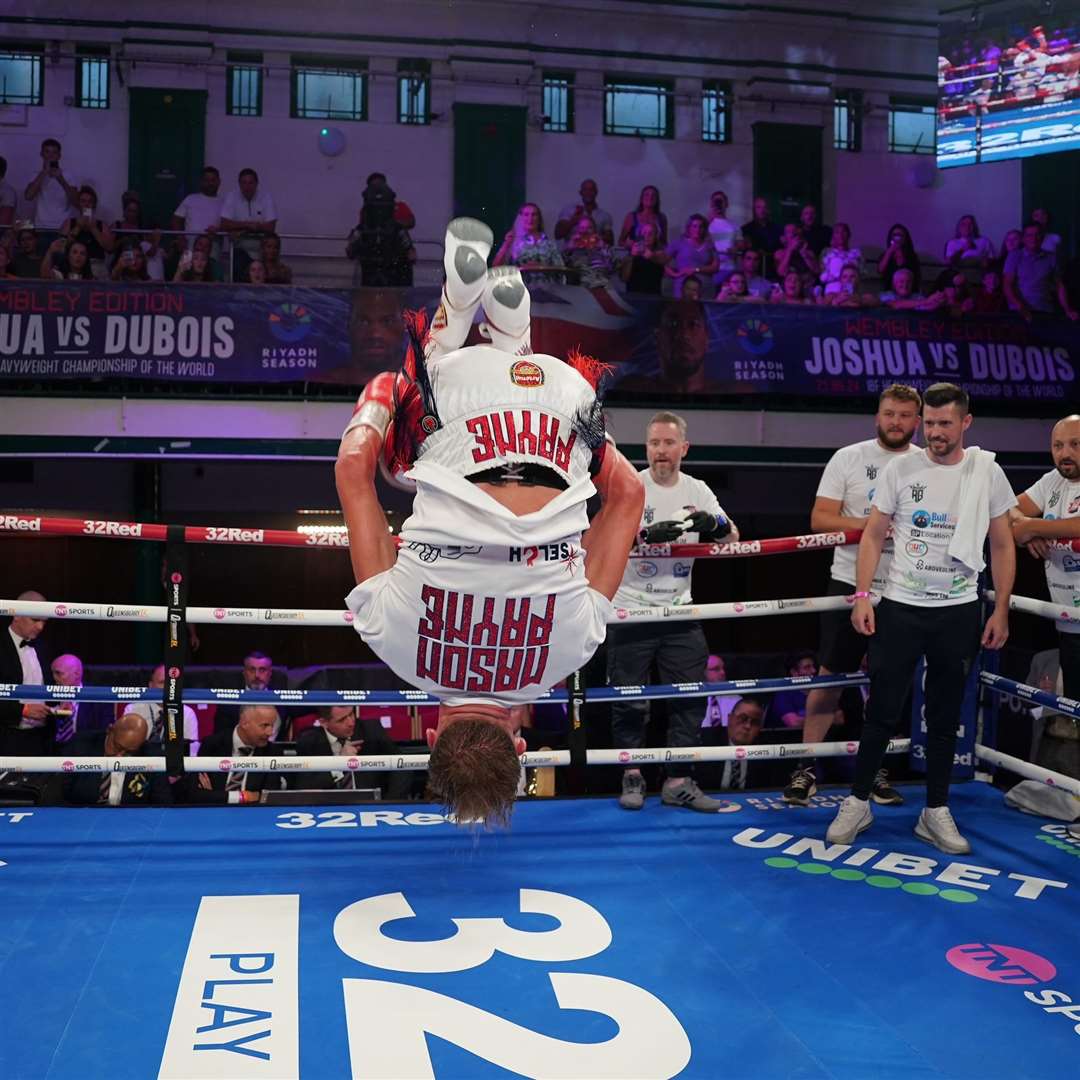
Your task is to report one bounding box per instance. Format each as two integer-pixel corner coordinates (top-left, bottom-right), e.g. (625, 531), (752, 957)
(975, 744), (1080, 799)
(0, 739), (911, 776)
(984, 591), (1080, 626)
(1, 594), (871, 627)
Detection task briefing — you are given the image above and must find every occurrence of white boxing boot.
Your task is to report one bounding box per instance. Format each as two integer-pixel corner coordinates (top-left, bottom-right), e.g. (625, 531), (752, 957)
(480, 265), (531, 356)
(425, 217), (493, 362)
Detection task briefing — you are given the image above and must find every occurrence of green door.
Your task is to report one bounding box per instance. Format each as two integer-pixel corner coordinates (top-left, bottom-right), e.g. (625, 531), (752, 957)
(752, 122), (823, 225)
(453, 104), (526, 238)
(128, 88), (208, 229)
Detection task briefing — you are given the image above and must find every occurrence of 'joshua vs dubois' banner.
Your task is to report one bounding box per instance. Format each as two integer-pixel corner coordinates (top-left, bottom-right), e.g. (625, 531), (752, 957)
(1, 280), (1076, 401)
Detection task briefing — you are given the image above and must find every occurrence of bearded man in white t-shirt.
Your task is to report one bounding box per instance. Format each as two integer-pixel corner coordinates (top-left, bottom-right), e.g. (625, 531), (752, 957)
(827, 383), (1016, 855)
(783, 384), (923, 806)
(609, 411), (738, 813)
(1012, 414), (1080, 710)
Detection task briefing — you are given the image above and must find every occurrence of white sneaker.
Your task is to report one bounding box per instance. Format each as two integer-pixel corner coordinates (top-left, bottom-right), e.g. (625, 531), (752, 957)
(480, 266), (531, 355)
(426, 218), (492, 362)
(826, 795), (873, 844)
(915, 806), (971, 855)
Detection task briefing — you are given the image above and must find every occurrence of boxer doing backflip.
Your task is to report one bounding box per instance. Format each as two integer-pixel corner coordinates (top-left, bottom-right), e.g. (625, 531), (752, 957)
(336, 218), (644, 824)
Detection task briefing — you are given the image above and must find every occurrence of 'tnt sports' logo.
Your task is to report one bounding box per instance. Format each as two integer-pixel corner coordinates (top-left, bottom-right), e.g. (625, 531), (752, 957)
(946, 943), (1055, 985)
(947, 943), (1080, 1037)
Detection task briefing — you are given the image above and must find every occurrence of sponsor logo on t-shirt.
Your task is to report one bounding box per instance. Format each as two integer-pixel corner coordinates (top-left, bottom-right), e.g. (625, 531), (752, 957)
(865, 464), (878, 480)
(906, 540), (928, 557)
(911, 482), (927, 503)
(509, 359), (544, 387)
(1049, 490), (1061, 508)
(1063, 555), (1080, 574)
(635, 560), (658, 578)
(673, 562), (691, 578)
(912, 510), (931, 528)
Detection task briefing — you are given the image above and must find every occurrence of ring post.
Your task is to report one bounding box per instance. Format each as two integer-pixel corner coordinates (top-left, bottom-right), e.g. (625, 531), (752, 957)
(162, 526), (189, 781)
(567, 668), (587, 795)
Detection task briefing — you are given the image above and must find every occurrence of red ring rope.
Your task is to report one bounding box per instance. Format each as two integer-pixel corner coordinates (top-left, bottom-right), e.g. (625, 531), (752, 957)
(3, 513), (1078, 556)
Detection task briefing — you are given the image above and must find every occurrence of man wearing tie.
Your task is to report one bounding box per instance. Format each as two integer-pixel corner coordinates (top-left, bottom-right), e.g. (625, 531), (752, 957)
(701, 655), (737, 730)
(292, 705), (409, 799)
(718, 696), (768, 791)
(121, 664), (201, 749)
(47, 654), (113, 749)
(191, 704), (284, 804)
(61, 713), (172, 806)
(1, 591), (51, 757)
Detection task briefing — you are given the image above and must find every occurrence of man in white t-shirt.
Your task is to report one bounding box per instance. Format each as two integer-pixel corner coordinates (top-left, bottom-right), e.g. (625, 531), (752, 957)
(828, 383), (1015, 855)
(170, 166), (223, 249)
(783, 384), (923, 806)
(22, 138), (78, 232)
(1012, 414), (1080, 710)
(122, 664), (200, 749)
(610, 411), (738, 813)
(220, 167), (278, 273)
(706, 190), (740, 286)
(554, 178), (614, 250)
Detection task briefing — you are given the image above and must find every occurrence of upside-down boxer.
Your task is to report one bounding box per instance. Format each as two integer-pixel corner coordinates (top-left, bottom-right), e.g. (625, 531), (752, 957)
(336, 218), (644, 824)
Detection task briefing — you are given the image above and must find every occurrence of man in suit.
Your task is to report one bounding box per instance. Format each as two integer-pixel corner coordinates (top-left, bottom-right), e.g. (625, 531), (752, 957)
(191, 704), (285, 804)
(212, 651), (283, 736)
(292, 705), (410, 799)
(61, 712), (172, 806)
(701, 696), (775, 791)
(1, 591), (51, 757)
(48, 654), (114, 749)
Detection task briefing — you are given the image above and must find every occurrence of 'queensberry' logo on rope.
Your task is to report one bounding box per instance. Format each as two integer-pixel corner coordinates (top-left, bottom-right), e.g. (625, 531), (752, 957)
(267, 302), (313, 343)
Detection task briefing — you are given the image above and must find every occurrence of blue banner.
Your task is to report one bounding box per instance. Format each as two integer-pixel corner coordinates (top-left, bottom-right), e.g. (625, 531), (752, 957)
(2, 279), (1078, 401)
(0, 281), (353, 383)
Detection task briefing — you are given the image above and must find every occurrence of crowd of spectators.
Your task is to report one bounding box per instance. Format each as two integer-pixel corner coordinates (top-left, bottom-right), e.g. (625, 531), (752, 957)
(0, 627), (416, 806)
(3, 141), (1079, 320)
(465, 176), (1080, 320)
(0, 141), (299, 286)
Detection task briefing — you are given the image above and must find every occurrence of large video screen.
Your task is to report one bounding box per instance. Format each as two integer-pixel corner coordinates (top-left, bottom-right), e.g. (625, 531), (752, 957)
(938, 3), (1080, 167)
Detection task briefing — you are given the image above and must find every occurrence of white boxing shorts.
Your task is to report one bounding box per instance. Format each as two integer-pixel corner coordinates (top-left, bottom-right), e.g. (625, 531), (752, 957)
(346, 540), (611, 706)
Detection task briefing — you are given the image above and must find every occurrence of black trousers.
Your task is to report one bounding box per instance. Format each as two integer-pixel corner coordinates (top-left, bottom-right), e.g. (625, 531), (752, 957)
(608, 620), (708, 778)
(852, 598), (981, 807)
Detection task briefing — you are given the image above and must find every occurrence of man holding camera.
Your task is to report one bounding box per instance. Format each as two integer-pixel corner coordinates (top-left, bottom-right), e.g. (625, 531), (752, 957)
(609, 411), (738, 812)
(23, 138), (78, 235)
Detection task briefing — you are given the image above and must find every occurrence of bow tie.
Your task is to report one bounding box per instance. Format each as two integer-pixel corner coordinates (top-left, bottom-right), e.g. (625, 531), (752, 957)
(18, 639), (32, 649)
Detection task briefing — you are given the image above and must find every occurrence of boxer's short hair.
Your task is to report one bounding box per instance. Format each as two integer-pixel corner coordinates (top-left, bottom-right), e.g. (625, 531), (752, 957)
(427, 717), (521, 827)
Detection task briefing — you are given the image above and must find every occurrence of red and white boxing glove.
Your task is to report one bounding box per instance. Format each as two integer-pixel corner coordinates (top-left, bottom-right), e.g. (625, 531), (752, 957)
(342, 369), (437, 488)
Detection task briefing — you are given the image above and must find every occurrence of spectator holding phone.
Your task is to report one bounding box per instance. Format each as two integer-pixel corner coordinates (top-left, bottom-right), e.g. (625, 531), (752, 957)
(40, 237), (93, 281)
(23, 138), (78, 233)
(172, 245), (216, 283)
(111, 242), (150, 282)
(61, 185), (114, 278)
(111, 193), (164, 281)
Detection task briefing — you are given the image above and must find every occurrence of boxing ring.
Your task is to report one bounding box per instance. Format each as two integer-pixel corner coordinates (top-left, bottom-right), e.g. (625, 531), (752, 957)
(2, 515), (1079, 1079)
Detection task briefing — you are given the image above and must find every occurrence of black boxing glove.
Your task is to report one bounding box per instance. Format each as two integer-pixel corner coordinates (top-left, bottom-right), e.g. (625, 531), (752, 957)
(681, 510), (732, 540)
(639, 520), (685, 544)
